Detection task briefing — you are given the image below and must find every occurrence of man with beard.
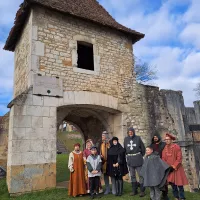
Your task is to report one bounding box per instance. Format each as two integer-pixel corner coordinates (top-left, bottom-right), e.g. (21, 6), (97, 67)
(150, 132), (166, 157)
(162, 133), (188, 200)
(124, 127), (146, 197)
(100, 131), (111, 194)
(150, 132), (169, 200)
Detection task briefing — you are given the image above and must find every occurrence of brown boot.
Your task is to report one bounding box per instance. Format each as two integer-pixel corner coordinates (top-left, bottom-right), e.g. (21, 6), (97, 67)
(139, 184), (146, 197)
(139, 191), (146, 197)
(130, 182), (138, 196)
(130, 191), (138, 196)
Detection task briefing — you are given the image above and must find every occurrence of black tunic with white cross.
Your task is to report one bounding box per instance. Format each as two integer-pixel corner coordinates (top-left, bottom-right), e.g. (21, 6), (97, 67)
(124, 135), (145, 167)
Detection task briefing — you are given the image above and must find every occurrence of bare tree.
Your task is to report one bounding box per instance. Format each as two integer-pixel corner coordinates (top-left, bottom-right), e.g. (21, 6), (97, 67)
(134, 56), (158, 84)
(194, 82), (200, 98)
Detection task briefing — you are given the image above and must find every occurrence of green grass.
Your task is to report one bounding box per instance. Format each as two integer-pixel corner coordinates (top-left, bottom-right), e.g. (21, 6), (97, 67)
(56, 154), (69, 182)
(0, 178), (200, 200)
(57, 131), (84, 152)
(0, 154), (199, 199)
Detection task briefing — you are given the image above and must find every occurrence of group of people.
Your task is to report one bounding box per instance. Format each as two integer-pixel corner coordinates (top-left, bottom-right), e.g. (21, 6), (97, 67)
(68, 128), (188, 200)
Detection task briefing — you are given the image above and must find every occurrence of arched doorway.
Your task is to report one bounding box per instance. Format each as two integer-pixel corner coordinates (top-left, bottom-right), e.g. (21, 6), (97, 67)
(56, 105), (122, 186)
(7, 91), (126, 194)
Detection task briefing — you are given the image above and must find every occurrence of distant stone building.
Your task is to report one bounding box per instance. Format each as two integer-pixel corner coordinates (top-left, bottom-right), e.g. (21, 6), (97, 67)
(3, 0), (200, 195)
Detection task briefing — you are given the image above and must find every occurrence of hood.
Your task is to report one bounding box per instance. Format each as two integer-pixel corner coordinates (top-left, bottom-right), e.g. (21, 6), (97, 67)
(128, 127), (136, 138)
(151, 132), (162, 143)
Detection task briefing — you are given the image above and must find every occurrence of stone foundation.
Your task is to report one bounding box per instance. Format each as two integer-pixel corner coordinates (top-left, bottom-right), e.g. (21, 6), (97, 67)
(7, 163), (56, 194)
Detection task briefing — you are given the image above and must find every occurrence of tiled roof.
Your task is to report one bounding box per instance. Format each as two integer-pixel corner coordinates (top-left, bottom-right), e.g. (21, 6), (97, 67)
(4, 0), (144, 51)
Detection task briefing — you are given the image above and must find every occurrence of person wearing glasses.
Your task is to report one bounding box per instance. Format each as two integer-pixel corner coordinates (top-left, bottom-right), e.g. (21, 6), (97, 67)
(162, 133), (188, 200)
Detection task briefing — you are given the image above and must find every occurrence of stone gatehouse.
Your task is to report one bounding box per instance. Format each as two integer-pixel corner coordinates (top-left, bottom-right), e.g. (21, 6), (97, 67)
(3, 0), (200, 195)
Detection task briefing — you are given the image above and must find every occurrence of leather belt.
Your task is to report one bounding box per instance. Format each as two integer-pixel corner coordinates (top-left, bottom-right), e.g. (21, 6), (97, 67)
(127, 152), (141, 156)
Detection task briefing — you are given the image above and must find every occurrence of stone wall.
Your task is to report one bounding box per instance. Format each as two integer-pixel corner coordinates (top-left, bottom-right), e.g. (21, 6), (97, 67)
(7, 90), (57, 194)
(191, 131), (200, 189)
(131, 84), (197, 190)
(126, 84), (187, 144)
(31, 6), (133, 101)
(0, 113), (9, 168)
(14, 12), (32, 97)
(186, 107), (197, 124)
(194, 101), (200, 124)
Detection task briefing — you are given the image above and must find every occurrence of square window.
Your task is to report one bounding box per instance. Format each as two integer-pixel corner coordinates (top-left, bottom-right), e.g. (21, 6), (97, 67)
(77, 41), (94, 71)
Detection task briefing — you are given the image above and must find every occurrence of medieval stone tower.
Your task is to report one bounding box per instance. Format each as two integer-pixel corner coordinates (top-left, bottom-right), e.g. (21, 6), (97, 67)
(4, 0), (146, 194)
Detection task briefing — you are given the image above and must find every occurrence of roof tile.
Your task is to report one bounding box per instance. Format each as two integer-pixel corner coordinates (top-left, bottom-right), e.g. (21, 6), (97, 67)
(4, 0), (144, 51)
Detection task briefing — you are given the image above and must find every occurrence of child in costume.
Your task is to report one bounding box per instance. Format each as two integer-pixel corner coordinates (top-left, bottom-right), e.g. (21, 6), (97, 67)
(140, 146), (170, 200)
(86, 146), (102, 199)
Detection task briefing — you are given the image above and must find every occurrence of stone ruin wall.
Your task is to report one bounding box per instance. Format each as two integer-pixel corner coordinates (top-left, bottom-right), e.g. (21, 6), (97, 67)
(136, 84), (200, 191)
(186, 102), (200, 189)
(0, 113), (9, 168)
(186, 101), (200, 124)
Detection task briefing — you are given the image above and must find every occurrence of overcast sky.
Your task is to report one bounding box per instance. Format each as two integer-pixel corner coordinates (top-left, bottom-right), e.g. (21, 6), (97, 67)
(0, 0), (200, 115)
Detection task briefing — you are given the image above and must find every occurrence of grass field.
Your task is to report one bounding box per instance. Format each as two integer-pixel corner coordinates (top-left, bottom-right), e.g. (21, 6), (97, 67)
(0, 154), (199, 199)
(1, 178), (200, 200)
(56, 154), (69, 182)
(57, 131), (84, 152)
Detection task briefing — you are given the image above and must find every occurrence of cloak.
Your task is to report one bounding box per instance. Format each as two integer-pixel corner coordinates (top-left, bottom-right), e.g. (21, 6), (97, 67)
(106, 142), (128, 177)
(140, 153), (170, 188)
(100, 140), (110, 173)
(0, 166), (6, 178)
(162, 143), (188, 186)
(150, 132), (166, 158)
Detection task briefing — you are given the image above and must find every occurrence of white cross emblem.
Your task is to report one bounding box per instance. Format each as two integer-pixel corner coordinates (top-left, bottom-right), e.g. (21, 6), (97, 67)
(127, 140), (136, 150)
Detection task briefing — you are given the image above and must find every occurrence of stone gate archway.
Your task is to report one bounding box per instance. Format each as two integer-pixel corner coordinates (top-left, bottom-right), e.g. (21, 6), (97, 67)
(7, 90), (126, 195)
(57, 105), (121, 145)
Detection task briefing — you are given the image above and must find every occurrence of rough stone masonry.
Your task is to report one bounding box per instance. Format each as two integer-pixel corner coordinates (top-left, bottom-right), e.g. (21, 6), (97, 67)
(2, 0), (200, 195)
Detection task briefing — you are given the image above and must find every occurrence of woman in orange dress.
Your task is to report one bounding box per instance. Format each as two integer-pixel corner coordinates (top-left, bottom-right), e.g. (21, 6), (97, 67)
(68, 143), (87, 197)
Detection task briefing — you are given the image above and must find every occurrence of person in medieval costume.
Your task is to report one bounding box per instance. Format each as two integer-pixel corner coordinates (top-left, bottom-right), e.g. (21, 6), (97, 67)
(162, 133), (188, 200)
(68, 143), (87, 197)
(0, 166), (6, 178)
(124, 127), (146, 197)
(83, 139), (94, 193)
(140, 146), (171, 200)
(100, 131), (111, 194)
(150, 132), (166, 157)
(150, 132), (169, 200)
(106, 137), (128, 196)
(86, 146), (102, 199)
(83, 139), (103, 194)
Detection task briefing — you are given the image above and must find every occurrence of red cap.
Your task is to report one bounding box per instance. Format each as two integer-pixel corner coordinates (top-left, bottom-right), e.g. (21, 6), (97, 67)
(74, 143), (81, 147)
(166, 133), (176, 140)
